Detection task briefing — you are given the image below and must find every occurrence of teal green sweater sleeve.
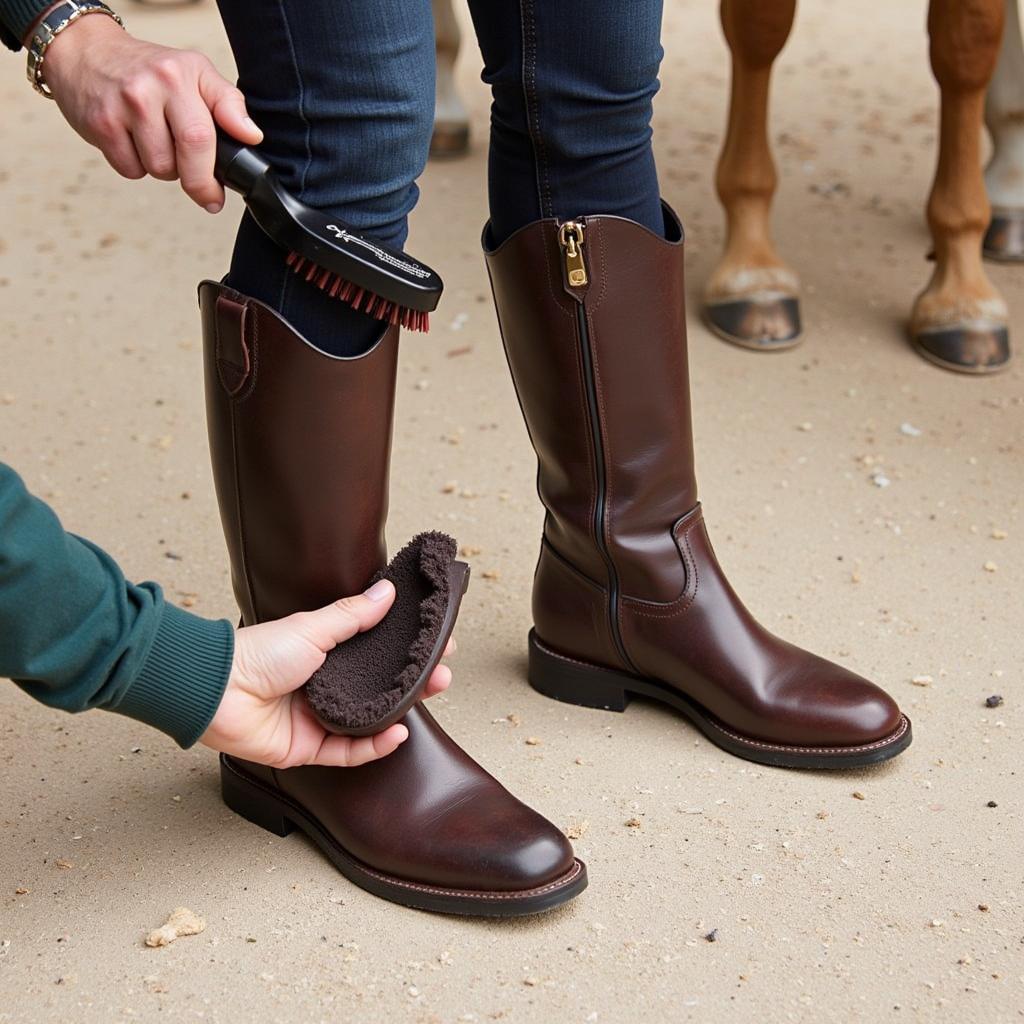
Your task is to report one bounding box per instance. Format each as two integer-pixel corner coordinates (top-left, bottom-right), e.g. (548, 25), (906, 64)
(0, 462), (233, 747)
(1, 0), (52, 50)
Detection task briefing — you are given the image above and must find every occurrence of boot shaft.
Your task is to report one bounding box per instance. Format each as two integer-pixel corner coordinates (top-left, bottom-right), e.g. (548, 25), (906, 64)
(484, 204), (698, 607)
(200, 281), (398, 623)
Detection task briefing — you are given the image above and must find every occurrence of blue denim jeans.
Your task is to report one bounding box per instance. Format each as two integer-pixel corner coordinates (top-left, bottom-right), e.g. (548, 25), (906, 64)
(216, 0), (664, 354)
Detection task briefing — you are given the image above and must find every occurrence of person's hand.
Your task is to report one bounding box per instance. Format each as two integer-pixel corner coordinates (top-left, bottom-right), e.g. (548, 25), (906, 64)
(200, 580), (454, 768)
(38, 13), (262, 211)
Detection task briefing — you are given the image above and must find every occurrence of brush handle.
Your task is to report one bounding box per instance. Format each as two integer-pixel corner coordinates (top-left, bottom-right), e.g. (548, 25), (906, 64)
(214, 129), (273, 197)
(211, 129), (444, 314)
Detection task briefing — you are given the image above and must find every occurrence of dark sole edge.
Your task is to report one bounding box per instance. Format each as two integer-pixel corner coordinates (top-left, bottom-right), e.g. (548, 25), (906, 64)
(701, 298), (803, 352)
(220, 754), (587, 917)
(429, 124), (471, 159)
(315, 560), (471, 737)
(527, 630), (912, 770)
(911, 337), (1012, 376)
(983, 212), (1024, 263)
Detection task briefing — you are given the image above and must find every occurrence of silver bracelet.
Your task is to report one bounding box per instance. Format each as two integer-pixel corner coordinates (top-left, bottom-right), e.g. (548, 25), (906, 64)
(26, 1), (125, 98)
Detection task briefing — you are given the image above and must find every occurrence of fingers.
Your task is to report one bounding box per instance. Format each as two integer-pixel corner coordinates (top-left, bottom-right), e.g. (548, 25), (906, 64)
(312, 723), (409, 768)
(297, 580), (396, 651)
(121, 70), (179, 181)
(200, 67), (263, 146)
(165, 95), (223, 211)
(423, 663), (452, 698)
(129, 117), (178, 182)
(98, 124), (146, 179)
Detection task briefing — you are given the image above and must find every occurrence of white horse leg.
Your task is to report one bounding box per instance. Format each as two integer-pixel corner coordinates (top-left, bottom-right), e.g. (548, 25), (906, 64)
(984, 0), (1024, 258)
(431, 0), (471, 158)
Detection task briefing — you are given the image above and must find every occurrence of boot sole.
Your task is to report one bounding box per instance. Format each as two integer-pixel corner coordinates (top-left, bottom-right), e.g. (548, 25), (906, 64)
(528, 630), (913, 769)
(220, 754), (587, 916)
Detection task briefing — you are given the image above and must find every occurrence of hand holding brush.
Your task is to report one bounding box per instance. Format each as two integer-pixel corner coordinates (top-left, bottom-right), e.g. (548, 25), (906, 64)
(39, 16), (443, 330)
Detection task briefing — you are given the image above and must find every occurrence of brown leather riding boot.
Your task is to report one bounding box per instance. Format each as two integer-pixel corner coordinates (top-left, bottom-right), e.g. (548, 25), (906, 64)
(200, 281), (585, 914)
(484, 206), (912, 768)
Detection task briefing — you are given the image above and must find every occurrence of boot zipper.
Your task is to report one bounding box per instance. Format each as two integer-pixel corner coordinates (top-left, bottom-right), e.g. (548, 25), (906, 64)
(557, 219), (634, 673)
(558, 221), (589, 287)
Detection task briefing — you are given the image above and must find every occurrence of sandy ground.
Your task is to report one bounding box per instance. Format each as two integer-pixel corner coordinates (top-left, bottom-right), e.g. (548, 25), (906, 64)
(1, 1), (1022, 1021)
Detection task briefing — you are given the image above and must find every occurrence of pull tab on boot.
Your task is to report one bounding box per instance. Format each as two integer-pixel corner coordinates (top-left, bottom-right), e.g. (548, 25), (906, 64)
(214, 294), (253, 396)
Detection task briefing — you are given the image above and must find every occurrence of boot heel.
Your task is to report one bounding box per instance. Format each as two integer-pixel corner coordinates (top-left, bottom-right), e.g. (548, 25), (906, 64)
(528, 630), (632, 712)
(220, 758), (294, 838)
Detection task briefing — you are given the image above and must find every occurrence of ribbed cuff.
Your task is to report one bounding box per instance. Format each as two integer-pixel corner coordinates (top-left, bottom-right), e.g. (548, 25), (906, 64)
(114, 604), (234, 748)
(1, 0), (56, 49)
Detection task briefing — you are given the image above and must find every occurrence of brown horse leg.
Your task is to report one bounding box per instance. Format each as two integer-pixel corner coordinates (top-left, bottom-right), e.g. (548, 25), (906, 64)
(430, 0), (471, 159)
(705, 0), (800, 352)
(983, 0), (1024, 260)
(914, 0), (1010, 373)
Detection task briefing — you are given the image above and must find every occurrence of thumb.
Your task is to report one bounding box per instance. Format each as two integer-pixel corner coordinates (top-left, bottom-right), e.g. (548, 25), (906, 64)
(199, 68), (263, 145)
(298, 580), (396, 652)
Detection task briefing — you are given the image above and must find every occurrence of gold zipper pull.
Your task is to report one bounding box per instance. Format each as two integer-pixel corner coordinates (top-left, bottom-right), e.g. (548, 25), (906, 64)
(558, 220), (588, 288)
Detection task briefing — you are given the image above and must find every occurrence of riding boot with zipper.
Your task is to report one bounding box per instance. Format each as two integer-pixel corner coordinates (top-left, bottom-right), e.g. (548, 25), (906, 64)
(483, 205), (911, 768)
(200, 280), (586, 914)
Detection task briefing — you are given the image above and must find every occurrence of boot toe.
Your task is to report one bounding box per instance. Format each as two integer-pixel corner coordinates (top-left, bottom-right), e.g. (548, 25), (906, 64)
(777, 656), (904, 747)
(431, 797), (576, 892)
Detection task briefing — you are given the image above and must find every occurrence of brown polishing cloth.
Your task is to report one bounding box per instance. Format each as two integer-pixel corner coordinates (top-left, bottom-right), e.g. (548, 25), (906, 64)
(304, 531), (456, 732)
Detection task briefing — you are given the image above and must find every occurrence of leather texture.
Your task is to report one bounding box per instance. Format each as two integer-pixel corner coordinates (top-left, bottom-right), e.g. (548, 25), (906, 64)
(199, 281), (575, 892)
(201, 283), (394, 623)
(484, 206), (905, 749)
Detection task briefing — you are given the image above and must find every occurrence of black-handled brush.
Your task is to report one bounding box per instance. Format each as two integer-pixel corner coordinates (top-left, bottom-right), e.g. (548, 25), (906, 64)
(214, 131), (442, 332)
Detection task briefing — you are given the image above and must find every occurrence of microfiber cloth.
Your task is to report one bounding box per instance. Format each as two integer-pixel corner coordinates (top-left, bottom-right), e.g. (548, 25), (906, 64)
(305, 532), (468, 735)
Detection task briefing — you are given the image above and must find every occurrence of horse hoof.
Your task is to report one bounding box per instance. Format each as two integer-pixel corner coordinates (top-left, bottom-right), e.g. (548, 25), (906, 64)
(429, 123), (470, 159)
(703, 295), (801, 351)
(912, 322), (1011, 374)
(983, 209), (1024, 263)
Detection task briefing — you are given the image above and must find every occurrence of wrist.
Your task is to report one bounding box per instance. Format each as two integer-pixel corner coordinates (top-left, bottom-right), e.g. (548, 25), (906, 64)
(25, 1), (125, 97)
(44, 10), (124, 74)
(20, 1), (63, 47)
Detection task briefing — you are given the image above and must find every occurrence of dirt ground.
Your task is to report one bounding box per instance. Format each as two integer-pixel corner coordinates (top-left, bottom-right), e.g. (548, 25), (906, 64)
(1, 1), (1022, 1022)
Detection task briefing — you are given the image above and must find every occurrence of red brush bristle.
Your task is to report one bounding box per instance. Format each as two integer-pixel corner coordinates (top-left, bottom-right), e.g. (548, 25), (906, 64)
(285, 249), (431, 333)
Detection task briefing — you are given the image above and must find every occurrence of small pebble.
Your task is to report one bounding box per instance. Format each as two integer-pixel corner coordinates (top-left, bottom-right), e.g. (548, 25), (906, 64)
(985, 695), (1004, 708)
(900, 422), (922, 437)
(704, 929), (718, 943)
(983, 561), (998, 573)
(524, 737), (541, 746)
(145, 907), (205, 948)
(911, 675), (933, 687)
(565, 819), (589, 840)
(978, 904), (989, 912)
(986, 801), (998, 808)
(625, 818), (642, 828)
(991, 528), (1007, 540)
(852, 791), (865, 800)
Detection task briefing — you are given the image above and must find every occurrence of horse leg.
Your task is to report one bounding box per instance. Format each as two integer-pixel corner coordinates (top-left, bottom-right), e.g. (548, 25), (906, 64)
(705, 0), (800, 351)
(431, 0), (471, 158)
(914, 0), (1010, 372)
(984, 0), (1024, 259)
